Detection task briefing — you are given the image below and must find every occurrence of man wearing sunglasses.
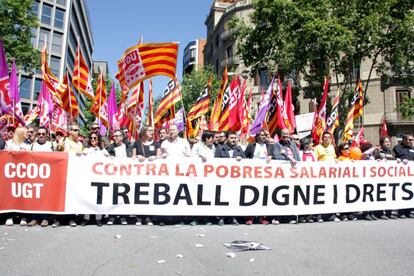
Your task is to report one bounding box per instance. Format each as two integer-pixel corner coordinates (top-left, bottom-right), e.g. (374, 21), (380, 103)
(60, 123), (83, 153)
(30, 126), (54, 152)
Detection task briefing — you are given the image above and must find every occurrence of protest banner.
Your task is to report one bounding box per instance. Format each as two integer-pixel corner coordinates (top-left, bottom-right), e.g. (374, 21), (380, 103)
(1, 152), (414, 215)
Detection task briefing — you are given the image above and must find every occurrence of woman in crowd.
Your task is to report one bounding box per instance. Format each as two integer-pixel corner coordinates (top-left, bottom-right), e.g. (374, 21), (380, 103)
(81, 133), (105, 226)
(4, 127), (29, 226)
(132, 125), (161, 225)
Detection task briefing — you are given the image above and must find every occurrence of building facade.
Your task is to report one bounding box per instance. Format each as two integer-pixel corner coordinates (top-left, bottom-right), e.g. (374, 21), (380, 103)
(204, 0), (414, 143)
(20, 0), (94, 126)
(183, 39), (206, 75)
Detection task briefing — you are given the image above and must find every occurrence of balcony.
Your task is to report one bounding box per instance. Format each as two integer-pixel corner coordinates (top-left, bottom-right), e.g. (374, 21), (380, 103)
(220, 29), (235, 42)
(220, 56), (240, 67)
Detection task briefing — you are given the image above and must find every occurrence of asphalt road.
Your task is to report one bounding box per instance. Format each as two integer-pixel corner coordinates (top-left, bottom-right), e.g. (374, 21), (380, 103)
(1, 219), (414, 276)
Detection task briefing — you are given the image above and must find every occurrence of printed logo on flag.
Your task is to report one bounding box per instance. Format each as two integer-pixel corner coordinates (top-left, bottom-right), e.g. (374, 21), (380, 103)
(123, 48), (145, 88)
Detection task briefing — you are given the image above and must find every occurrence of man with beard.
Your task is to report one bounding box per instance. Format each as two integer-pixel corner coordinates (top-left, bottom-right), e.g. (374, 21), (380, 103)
(215, 131), (245, 226)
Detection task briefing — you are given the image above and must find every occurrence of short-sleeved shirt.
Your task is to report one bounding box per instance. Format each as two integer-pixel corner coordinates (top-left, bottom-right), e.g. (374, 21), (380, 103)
(133, 140), (160, 158)
(314, 144), (336, 161)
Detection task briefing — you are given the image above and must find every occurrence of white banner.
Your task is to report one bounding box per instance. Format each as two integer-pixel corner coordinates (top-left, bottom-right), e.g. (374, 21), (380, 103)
(65, 154), (414, 216)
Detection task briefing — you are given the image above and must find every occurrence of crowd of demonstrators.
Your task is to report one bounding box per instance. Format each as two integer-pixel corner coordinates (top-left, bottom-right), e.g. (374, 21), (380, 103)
(1, 120), (414, 227)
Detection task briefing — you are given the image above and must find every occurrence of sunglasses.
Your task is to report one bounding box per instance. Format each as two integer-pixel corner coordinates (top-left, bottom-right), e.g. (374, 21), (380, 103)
(72, 129), (80, 132)
(37, 133), (47, 136)
(91, 127), (99, 130)
(90, 137), (98, 140)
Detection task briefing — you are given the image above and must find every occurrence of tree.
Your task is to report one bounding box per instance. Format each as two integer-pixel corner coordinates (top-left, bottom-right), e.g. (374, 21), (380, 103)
(0, 0), (40, 70)
(396, 95), (414, 119)
(232, 0), (414, 129)
(180, 65), (221, 113)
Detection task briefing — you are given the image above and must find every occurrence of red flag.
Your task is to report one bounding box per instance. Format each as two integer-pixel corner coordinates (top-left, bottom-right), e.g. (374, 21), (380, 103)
(380, 114), (389, 138)
(311, 77), (330, 144)
(227, 76), (241, 131)
(351, 127), (364, 147)
(0, 40), (12, 113)
(275, 76), (287, 130)
(127, 82), (145, 135)
(284, 80), (296, 133)
(327, 89), (340, 134)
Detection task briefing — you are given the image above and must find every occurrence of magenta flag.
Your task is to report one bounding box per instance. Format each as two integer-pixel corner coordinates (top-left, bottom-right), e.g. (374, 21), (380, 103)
(0, 40), (12, 113)
(9, 59), (25, 122)
(250, 77), (274, 136)
(107, 83), (118, 131)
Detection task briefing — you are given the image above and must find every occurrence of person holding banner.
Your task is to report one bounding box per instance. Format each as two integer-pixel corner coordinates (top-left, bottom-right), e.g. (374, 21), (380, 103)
(393, 133), (414, 162)
(105, 129), (132, 225)
(27, 126), (55, 227)
(244, 129), (273, 225)
(81, 133), (105, 227)
(132, 125), (160, 226)
(271, 128), (301, 224)
(272, 128), (301, 163)
(161, 124), (191, 158)
(215, 131), (246, 226)
(58, 123), (83, 154)
(0, 135), (4, 150)
(4, 127), (29, 226)
(314, 131), (336, 162)
(191, 131), (215, 162)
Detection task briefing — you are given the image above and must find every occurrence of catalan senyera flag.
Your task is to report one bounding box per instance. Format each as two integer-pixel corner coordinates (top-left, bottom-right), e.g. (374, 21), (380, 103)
(90, 73), (106, 117)
(327, 88), (340, 134)
(146, 79), (154, 127)
(209, 67), (228, 131)
(72, 43), (94, 100)
(116, 42), (179, 90)
(41, 45), (64, 107)
(23, 106), (40, 126)
(187, 75), (212, 138)
(352, 80), (364, 121)
(342, 103), (355, 144)
(154, 78), (181, 127)
(311, 77), (330, 144)
(126, 82), (145, 133)
(240, 87), (253, 139)
(60, 72), (79, 121)
(187, 75), (212, 122)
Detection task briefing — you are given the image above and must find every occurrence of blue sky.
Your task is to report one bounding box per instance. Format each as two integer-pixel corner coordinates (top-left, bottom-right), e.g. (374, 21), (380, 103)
(87, 0), (213, 99)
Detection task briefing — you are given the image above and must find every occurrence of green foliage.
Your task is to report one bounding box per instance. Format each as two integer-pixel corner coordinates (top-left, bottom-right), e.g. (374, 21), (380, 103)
(180, 65), (221, 113)
(0, 0), (40, 70)
(232, 0), (414, 133)
(396, 95), (414, 119)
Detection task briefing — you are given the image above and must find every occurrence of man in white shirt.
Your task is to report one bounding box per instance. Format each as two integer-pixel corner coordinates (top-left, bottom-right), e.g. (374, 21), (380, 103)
(161, 124), (191, 158)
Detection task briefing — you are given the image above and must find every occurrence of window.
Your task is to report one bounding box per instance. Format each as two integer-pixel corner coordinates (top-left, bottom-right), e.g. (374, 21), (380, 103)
(226, 46), (233, 59)
(34, 79), (42, 101)
(67, 51), (75, 69)
(396, 90), (410, 107)
(258, 68), (269, 88)
(50, 56), (61, 76)
(41, 4), (52, 25)
(30, 28), (37, 47)
(38, 29), (50, 49)
(52, 32), (63, 54)
(32, 1), (39, 17)
(56, 0), (66, 6)
(21, 103), (30, 115)
(20, 77), (32, 99)
(54, 9), (65, 29)
(215, 35), (219, 47)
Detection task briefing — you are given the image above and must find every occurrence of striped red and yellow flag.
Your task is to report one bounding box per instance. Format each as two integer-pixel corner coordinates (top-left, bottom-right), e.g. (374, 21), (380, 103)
(116, 42), (178, 90)
(41, 46), (64, 107)
(209, 67), (228, 131)
(187, 74), (212, 122)
(154, 78), (181, 127)
(90, 73), (106, 117)
(60, 72), (79, 121)
(126, 82), (145, 135)
(72, 44), (94, 100)
(352, 80), (363, 121)
(342, 104), (355, 143)
(146, 79), (154, 127)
